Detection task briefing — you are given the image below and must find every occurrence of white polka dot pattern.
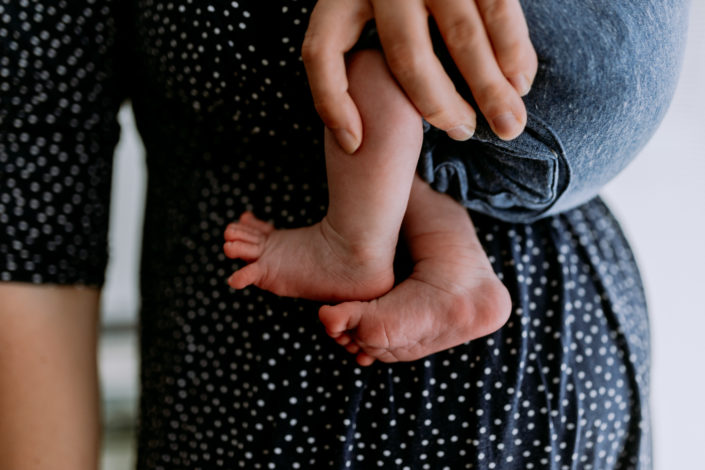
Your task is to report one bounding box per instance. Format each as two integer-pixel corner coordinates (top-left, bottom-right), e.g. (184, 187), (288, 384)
(0, 2), (652, 469)
(0, 0), (123, 285)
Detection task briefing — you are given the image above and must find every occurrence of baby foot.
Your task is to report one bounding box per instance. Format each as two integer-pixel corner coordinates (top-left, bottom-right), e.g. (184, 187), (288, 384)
(319, 176), (512, 366)
(223, 212), (395, 302)
(319, 242), (511, 366)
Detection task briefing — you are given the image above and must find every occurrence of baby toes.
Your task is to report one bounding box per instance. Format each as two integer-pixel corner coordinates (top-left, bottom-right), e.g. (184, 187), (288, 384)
(331, 331), (353, 346)
(354, 352), (376, 367)
(319, 303), (365, 339)
(239, 211), (275, 235)
(223, 239), (264, 261)
(224, 223), (264, 243)
(344, 341), (360, 355)
(321, 302), (386, 366)
(227, 262), (266, 289)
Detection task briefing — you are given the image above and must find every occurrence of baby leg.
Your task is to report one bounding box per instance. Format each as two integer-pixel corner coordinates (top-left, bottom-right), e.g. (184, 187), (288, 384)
(319, 174), (512, 365)
(224, 50), (423, 301)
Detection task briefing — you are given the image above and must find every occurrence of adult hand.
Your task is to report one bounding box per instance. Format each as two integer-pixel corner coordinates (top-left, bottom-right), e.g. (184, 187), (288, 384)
(302, 0), (538, 154)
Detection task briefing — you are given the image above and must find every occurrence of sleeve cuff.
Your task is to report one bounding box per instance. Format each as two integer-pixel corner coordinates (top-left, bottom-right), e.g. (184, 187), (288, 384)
(418, 112), (570, 223)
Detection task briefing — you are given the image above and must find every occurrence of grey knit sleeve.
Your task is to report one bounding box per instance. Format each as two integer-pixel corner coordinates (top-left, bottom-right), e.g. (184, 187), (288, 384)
(420, 0), (689, 222)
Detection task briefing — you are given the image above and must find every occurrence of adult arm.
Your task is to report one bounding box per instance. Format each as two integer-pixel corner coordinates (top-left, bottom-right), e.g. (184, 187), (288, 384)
(0, 285), (101, 470)
(303, 0), (689, 222)
(302, 0), (537, 153)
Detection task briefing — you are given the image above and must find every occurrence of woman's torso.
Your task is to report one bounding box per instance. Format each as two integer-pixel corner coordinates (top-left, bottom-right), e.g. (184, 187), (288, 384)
(123, 1), (666, 468)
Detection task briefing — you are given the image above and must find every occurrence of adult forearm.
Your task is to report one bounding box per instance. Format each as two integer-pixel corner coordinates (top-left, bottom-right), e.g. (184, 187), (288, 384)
(0, 284), (101, 470)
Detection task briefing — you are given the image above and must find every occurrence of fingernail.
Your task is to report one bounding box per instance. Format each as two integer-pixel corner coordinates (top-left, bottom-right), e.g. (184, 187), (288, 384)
(510, 74), (531, 96)
(334, 128), (360, 154)
(492, 113), (521, 138)
(447, 124), (475, 141)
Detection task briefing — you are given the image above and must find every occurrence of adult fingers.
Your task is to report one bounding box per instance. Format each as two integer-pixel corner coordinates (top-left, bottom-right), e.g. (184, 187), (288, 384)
(372, 0), (477, 141)
(428, 0), (526, 140)
(302, 0), (373, 153)
(476, 0), (537, 95)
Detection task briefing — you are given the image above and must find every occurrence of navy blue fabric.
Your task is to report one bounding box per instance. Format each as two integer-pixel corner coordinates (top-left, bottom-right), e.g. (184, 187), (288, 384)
(0, 1), (688, 469)
(420, 114), (569, 221)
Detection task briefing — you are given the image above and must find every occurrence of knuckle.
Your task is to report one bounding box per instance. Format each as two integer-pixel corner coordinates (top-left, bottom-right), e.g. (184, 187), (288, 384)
(384, 43), (423, 79)
(300, 33), (324, 65)
(475, 82), (512, 111)
(301, 30), (331, 66)
(443, 19), (484, 54)
(481, 0), (514, 27)
(480, 0), (535, 70)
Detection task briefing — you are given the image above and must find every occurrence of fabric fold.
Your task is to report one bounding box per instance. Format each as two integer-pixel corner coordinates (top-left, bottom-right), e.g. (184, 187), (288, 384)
(419, 113), (570, 223)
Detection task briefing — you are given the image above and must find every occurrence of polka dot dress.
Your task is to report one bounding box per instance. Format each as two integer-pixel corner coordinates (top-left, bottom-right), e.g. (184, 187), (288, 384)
(0, 1), (651, 469)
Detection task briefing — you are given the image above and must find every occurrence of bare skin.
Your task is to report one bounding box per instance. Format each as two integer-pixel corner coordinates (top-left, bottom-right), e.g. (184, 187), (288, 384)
(225, 50), (421, 302)
(224, 211), (395, 301)
(319, 175), (511, 366)
(302, 0), (537, 153)
(224, 50), (511, 364)
(0, 284), (101, 470)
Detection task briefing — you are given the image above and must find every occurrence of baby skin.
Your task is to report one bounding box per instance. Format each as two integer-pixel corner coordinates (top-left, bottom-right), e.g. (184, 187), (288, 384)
(224, 50), (511, 365)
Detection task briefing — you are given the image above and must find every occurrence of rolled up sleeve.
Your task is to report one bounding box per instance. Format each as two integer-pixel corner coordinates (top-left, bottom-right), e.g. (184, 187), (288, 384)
(421, 0), (689, 223)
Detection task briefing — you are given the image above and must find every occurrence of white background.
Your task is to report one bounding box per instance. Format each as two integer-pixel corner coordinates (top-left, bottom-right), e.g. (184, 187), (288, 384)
(100, 3), (705, 468)
(601, 2), (705, 467)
